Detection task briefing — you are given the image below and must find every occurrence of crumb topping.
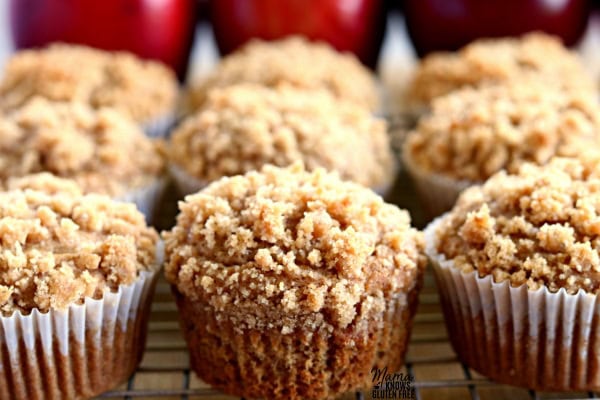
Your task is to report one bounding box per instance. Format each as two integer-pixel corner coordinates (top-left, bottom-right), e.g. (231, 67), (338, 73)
(0, 43), (178, 123)
(435, 157), (600, 294)
(0, 98), (164, 196)
(404, 79), (600, 182)
(0, 188), (158, 315)
(170, 84), (393, 189)
(163, 164), (425, 331)
(186, 36), (379, 112)
(408, 33), (594, 107)
(5, 173), (83, 196)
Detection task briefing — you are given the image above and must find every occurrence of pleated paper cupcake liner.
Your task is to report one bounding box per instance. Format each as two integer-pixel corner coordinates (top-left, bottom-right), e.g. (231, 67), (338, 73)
(374, 158), (400, 199)
(169, 164), (207, 197)
(142, 114), (176, 139)
(402, 148), (473, 219)
(425, 217), (600, 391)
(0, 266), (160, 400)
(117, 178), (168, 223)
(172, 278), (423, 400)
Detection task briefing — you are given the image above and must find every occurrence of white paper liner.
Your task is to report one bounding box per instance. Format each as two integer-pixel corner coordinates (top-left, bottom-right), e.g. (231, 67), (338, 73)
(142, 114), (176, 139)
(117, 177), (167, 222)
(169, 164), (207, 197)
(402, 146), (474, 219)
(372, 156), (399, 199)
(424, 216), (600, 391)
(0, 263), (160, 399)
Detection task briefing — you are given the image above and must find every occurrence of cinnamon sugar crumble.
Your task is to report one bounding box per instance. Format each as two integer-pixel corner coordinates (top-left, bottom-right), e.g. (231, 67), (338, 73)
(0, 43), (177, 123)
(408, 32), (594, 108)
(5, 173), (83, 196)
(436, 158), (600, 294)
(404, 79), (600, 182)
(0, 98), (164, 196)
(170, 84), (394, 190)
(163, 164), (425, 332)
(185, 36), (379, 112)
(0, 187), (158, 316)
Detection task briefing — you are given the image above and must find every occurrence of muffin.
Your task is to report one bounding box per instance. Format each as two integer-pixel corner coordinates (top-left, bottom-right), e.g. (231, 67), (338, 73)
(163, 163), (425, 400)
(425, 157), (600, 391)
(407, 32), (594, 116)
(0, 43), (178, 137)
(0, 97), (166, 219)
(5, 172), (84, 196)
(0, 184), (160, 400)
(185, 36), (379, 113)
(169, 84), (395, 196)
(402, 78), (600, 218)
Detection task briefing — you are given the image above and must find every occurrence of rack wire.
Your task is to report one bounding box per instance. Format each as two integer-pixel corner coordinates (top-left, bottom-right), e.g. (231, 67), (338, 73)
(97, 169), (600, 400)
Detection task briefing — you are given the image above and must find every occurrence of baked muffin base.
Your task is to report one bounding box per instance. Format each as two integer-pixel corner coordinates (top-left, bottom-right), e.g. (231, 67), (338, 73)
(425, 217), (600, 391)
(402, 148), (473, 219)
(0, 269), (159, 400)
(172, 276), (423, 400)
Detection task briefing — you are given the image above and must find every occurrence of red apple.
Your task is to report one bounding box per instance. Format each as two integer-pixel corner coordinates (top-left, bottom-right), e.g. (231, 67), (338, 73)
(404, 0), (590, 56)
(210, 0), (387, 69)
(9, 0), (198, 81)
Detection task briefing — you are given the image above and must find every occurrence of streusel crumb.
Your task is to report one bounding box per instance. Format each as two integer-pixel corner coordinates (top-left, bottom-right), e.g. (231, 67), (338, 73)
(0, 188), (158, 315)
(5, 173), (83, 196)
(404, 78), (600, 182)
(436, 157), (600, 294)
(164, 163), (425, 331)
(0, 97), (164, 196)
(185, 36), (379, 112)
(170, 84), (393, 189)
(0, 43), (177, 123)
(408, 32), (594, 108)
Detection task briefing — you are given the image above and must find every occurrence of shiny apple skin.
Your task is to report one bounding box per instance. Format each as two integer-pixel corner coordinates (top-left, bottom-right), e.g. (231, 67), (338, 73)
(404, 0), (590, 56)
(10, 0), (197, 81)
(210, 0), (387, 69)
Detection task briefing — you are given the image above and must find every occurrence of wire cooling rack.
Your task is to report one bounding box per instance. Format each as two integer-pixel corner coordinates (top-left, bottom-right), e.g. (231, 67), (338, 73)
(96, 169), (600, 400)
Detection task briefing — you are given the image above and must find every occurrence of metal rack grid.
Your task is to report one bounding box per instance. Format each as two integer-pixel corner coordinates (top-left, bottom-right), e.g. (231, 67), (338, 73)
(96, 169), (600, 400)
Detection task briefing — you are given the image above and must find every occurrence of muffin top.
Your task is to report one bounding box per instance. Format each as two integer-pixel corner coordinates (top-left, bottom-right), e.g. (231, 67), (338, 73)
(4, 173), (84, 196)
(0, 185), (158, 316)
(170, 84), (394, 190)
(408, 33), (593, 108)
(0, 97), (164, 197)
(404, 79), (600, 182)
(0, 43), (178, 123)
(434, 157), (600, 295)
(164, 164), (425, 332)
(186, 36), (379, 112)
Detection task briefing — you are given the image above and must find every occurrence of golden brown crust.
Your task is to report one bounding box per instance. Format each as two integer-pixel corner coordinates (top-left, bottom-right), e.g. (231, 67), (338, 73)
(164, 163), (425, 331)
(436, 157), (600, 294)
(404, 79), (600, 182)
(0, 188), (158, 315)
(0, 43), (178, 123)
(0, 98), (164, 197)
(185, 36), (379, 112)
(408, 32), (594, 108)
(170, 84), (393, 189)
